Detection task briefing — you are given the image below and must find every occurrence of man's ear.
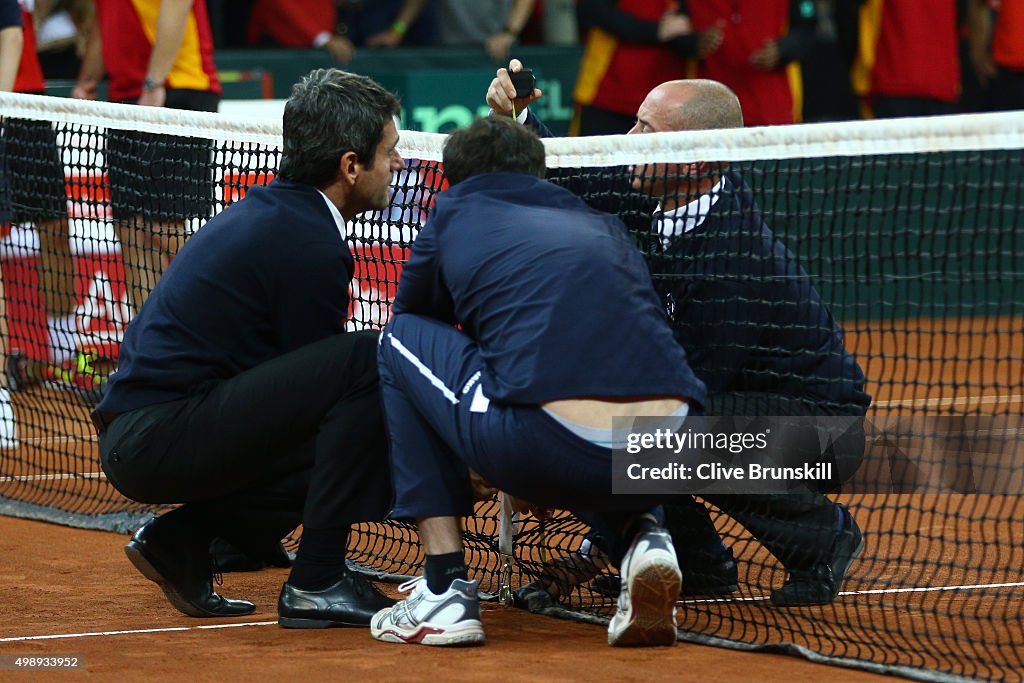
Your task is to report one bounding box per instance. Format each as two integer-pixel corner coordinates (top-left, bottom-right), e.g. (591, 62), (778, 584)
(338, 151), (360, 186)
(694, 160), (728, 180)
(676, 161), (702, 179)
(701, 161), (729, 175)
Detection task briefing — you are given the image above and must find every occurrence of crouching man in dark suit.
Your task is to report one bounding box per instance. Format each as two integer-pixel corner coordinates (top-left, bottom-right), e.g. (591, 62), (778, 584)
(93, 68), (405, 627)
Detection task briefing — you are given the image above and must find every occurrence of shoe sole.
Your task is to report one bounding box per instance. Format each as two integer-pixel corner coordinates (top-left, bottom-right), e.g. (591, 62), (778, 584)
(125, 541), (254, 618)
(608, 557), (681, 647)
(828, 534), (865, 598)
(593, 578), (738, 599)
(125, 541), (211, 617)
(278, 616), (369, 629)
(371, 620), (485, 646)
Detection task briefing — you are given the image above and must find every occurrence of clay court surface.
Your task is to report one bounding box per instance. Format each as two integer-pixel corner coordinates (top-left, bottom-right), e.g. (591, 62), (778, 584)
(0, 516), (899, 682)
(0, 320), (1021, 680)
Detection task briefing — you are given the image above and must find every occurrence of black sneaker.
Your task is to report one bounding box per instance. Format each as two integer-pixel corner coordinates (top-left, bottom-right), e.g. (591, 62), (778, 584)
(511, 581), (556, 613)
(770, 515), (864, 607)
(681, 544), (738, 597)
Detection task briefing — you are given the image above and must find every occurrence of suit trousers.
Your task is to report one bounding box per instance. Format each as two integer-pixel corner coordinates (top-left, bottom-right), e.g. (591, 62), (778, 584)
(98, 331), (391, 550)
(666, 392), (865, 570)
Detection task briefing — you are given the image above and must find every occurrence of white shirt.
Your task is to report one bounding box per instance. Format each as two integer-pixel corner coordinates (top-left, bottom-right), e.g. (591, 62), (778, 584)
(653, 177), (725, 246)
(316, 189), (347, 241)
(505, 106), (723, 246)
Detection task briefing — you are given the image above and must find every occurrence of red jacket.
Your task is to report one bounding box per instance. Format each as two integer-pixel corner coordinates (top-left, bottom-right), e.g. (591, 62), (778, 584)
(573, 0), (689, 119)
(686, 0), (812, 126)
(247, 0), (335, 48)
(14, 7), (45, 93)
(852, 0), (960, 104)
(994, 0), (1024, 68)
(95, 0), (221, 101)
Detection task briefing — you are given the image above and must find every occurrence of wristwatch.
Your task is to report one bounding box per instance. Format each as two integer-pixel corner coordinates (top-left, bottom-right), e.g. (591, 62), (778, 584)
(142, 76), (161, 93)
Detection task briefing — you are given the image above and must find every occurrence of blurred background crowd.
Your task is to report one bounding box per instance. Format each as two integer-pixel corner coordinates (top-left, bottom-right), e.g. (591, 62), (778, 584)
(14, 0), (1024, 132)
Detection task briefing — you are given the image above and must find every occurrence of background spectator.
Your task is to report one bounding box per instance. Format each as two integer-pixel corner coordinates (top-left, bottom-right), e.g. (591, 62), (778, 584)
(33, 0), (91, 79)
(436, 0), (536, 63)
(0, 0), (23, 449)
(73, 0), (221, 313)
(850, 0), (961, 118)
(1, 0), (78, 383)
(343, 0), (436, 49)
(800, 0), (859, 121)
(543, 0), (576, 44)
(968, 0), (1024, 111)
(570, 0), (712, 136)
(247, 0), (436, 64)
(681, 0), (817, 126)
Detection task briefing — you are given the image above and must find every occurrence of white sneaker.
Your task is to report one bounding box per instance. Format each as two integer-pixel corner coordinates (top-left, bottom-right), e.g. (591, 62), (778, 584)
(0, 387), (18, 450)
(607, 528), (681, 647)
(370, 576), (485, 646)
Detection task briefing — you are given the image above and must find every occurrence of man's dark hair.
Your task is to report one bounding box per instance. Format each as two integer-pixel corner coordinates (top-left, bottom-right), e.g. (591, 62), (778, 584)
(279, 69), (401, 188)
(442, 116), (546, 186)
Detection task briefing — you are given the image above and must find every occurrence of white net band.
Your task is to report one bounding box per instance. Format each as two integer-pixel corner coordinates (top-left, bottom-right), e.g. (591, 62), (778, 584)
(3, 92), (1023, 165)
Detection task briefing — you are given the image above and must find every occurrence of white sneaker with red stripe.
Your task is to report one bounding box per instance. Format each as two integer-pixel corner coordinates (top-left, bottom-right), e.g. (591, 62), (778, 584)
(370, 576), (484, 646)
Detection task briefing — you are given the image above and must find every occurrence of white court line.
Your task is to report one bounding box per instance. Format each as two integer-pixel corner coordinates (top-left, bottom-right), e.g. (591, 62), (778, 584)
(1, 582), (1021, 642)
(0, 622), (278, 643)
(873, 394), (1024, 409)
(6, 436), (97, 445)
(0, 472), (106, 483)
(845, 581), (1024, 596)
(680, 580), (1024, 605)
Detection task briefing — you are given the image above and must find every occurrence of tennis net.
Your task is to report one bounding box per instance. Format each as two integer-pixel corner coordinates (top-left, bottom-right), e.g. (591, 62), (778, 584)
(1, 91), (1022, 682)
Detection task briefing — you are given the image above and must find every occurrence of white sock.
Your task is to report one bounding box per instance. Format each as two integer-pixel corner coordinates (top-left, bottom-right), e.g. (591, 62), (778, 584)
(0, 386), (19, 450)
(47, 314), (78, 364)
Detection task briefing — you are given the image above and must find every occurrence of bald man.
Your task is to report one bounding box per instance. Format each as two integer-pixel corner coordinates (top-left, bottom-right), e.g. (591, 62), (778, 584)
(487, 65), (868, 607)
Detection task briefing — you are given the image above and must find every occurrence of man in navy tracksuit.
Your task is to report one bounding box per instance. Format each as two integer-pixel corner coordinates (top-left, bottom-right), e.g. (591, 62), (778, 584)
(370, 116), (707, 647)
(487, 65), (868, 607)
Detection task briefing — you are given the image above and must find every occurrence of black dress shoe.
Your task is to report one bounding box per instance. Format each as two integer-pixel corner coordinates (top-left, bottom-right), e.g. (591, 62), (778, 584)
(210, 537), (296, 573)
(278, 573), (395, 628)
(125, 516), (256, 618)
(771, 515), (864, 607)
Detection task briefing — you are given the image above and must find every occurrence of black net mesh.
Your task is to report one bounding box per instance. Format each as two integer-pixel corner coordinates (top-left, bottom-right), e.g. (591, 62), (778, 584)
(1, 96), (1022, 682)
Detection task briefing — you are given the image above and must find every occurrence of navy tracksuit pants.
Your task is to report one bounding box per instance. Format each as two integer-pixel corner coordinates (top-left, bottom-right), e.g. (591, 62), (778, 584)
(378, 313), (664, 563)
